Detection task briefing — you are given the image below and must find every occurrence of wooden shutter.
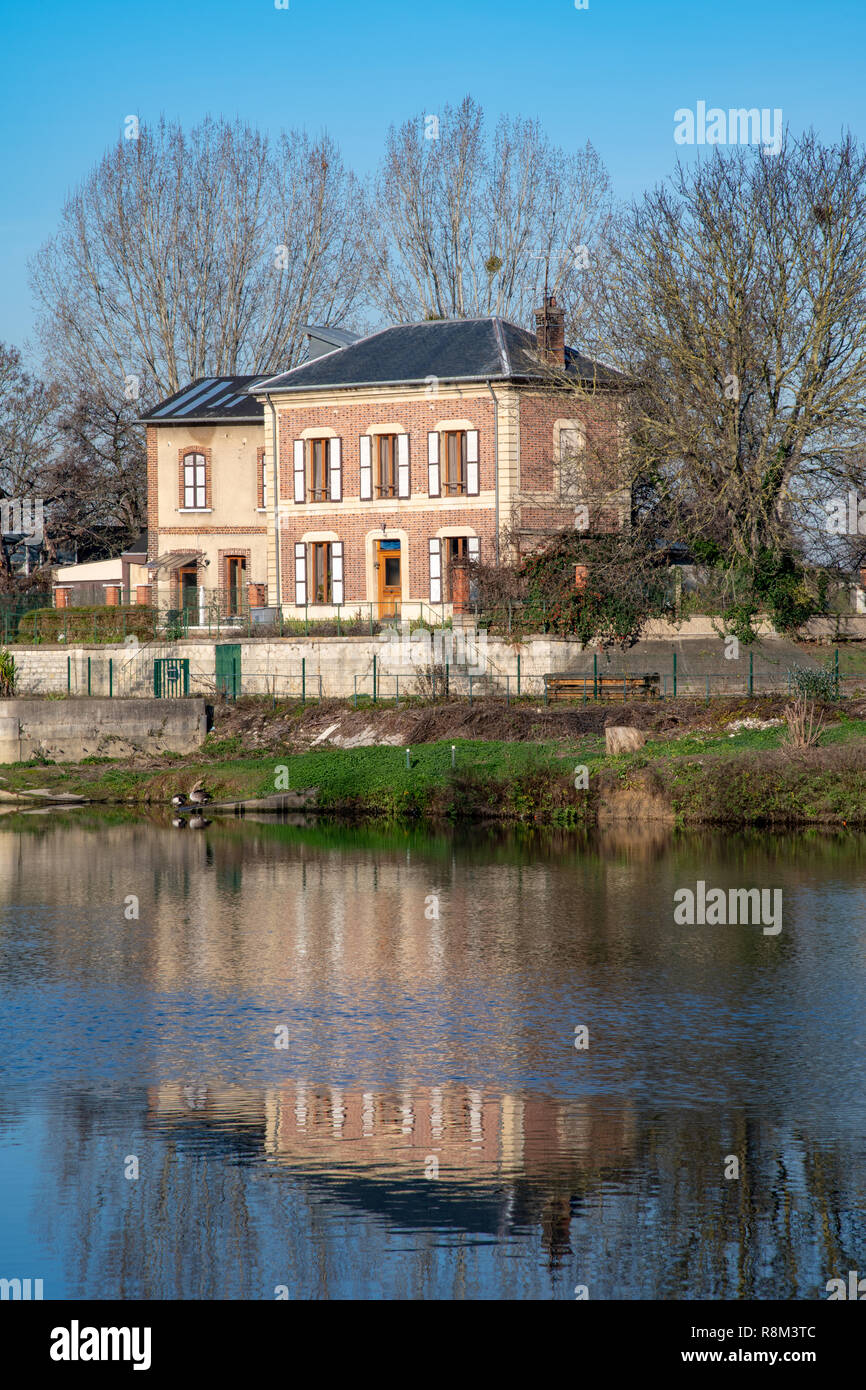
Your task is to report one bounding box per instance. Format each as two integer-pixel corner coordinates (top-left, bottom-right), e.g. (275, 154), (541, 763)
(429, 537), (442, 603)
(331, 541), (344, 605)
(329, 438), (342, 502)
(467, 536), (480, 563)
(294, 542), (307, 605)
(293, 440), (305, 503)
(397, 433), (410, 498)
(427, 432), (440, 497)
(359, 435), (372, 500)
(466, 430), (480, 495)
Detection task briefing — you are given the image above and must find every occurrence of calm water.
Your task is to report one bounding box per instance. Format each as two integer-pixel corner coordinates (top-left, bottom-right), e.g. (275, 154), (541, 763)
(1, 811), (865, 1300)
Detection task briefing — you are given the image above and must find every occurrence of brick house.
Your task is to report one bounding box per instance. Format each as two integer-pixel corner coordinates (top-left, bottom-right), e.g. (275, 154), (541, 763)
(252, 297), (626, 619)
(142, 301), (626, 622)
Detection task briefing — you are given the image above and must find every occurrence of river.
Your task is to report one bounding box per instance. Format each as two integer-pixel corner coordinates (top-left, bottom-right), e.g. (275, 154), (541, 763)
(1, 812), (864, 1299)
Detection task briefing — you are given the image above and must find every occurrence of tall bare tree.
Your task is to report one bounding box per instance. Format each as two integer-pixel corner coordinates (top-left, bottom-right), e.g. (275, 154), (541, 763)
(599, 130), (866, 568)
(30, 117), (368, 400)
(365, 96), (612, 346)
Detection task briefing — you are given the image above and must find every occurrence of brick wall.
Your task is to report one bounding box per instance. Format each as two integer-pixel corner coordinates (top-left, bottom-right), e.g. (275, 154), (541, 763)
(275, 394), (497, 605)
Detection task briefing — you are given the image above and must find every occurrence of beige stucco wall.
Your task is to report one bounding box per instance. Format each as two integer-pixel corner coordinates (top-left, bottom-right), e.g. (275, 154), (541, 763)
(153, 421), (268, 606)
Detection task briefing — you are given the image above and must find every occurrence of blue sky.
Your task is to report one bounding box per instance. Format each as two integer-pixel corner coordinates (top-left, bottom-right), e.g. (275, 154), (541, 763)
(1, 0), (863, 357)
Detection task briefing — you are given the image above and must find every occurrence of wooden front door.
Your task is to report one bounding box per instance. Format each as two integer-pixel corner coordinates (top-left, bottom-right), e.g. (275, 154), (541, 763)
(377, 541), (401, 619)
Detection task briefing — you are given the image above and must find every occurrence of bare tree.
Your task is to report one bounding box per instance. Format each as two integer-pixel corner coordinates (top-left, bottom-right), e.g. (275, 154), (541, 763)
(30, 117), (368, 399)
(365, 96), (612, 345)
(599, 130), (866, 568)
(0, 343), (57, 583)
(45, 377), (147, 560)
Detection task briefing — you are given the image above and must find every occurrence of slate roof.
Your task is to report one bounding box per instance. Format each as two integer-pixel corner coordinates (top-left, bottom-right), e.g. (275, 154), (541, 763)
(253, 318), (620, 395)
(141, 376), (265, 424)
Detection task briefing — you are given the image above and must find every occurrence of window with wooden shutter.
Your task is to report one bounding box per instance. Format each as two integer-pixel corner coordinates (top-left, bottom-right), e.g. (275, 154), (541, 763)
(293, 441), (305, 503)
(429, 537), (442, 603)
(294, 542), (307, 604)
(331, 541), (344, 605)
(359, 435), (373, 500)
(427, 432), (440, 497)
(183, 453), (207, 509)
(397, 434), (410, 498)
(466, 430), (480, 495)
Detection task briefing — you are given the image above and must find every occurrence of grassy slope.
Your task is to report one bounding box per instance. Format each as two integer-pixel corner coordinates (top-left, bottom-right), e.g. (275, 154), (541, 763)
(3, 715), (866, 824)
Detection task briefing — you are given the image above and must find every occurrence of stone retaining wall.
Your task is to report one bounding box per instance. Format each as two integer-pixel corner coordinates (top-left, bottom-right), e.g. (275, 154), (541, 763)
(0, 698), (209, 763)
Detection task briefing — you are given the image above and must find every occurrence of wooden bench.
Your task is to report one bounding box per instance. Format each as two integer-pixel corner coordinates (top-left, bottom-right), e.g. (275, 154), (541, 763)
(546, 672), (660, 702)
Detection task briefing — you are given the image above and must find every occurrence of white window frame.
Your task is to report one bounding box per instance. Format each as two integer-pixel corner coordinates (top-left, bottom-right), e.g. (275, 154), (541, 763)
(183, 453), (207, 510)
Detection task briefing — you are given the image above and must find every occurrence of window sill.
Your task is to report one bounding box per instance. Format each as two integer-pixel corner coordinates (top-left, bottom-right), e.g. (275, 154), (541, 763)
(178, 508), (213, 513)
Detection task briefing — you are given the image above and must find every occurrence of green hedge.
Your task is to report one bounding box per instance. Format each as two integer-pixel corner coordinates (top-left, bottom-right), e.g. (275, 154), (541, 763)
(14, 606), (158, 644)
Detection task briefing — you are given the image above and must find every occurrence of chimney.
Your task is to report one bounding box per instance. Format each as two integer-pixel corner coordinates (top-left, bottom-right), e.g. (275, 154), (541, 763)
(535, 295), (566, 367)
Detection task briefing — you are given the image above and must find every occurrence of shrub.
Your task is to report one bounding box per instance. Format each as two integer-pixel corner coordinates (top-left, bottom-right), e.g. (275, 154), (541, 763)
(14, 606), (157, 644)
(0, 647), (16, 696)
(787, 659), (839, 701)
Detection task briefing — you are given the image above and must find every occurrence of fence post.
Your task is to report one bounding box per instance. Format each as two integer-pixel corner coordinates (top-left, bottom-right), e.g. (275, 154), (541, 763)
(544, 674), (549, 707)
(67, 655), (71, 694)
(445, 661), (449, 697)
(835, 647), (840, 698)
(673, 649), (677, 699)
(705, 675), (709, 705)
(623, 675), (626, 703)
(302, 657), (306, 705)
(748, 650), (753, 697)
(109, 658), (113, 698)
(469, 674), (473, 705)
(395, 674), (399, 707)
(354, 675), (357, 709)
(87, 657), (91, 696)
(517, 654), (521, 696)
(593, 652), (598, 700)
(373, 654), (377, 702)
(506, 674), (510, 707)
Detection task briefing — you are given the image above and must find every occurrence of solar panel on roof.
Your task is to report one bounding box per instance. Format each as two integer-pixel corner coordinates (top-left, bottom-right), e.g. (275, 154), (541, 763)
(150, 378), (218, 417)
(178, 380), (235, 414)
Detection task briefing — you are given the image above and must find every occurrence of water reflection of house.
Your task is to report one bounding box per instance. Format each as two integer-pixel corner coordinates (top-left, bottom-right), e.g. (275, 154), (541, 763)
(148, 1080), (636, 1224)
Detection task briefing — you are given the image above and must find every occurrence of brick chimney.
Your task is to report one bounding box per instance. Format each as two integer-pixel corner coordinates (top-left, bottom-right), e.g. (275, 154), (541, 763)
(535, 294), (566, 367)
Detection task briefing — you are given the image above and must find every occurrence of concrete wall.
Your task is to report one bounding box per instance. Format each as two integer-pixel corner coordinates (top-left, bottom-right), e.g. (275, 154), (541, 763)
(0, 698), (209, 763)
(4, 615), (855, 704)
